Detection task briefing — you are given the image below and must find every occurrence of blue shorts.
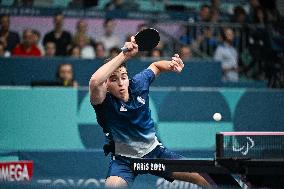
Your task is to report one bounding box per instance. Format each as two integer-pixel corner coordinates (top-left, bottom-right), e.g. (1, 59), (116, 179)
(107, 145), (184, 186)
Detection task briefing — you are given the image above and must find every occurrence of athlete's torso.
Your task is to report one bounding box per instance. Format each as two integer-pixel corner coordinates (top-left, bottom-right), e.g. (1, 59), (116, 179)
(93, 69), (160, 157)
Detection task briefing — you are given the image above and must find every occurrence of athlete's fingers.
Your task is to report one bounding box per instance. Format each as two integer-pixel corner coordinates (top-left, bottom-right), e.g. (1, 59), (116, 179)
(171, 59), (180, 67)
(172, 57), (183, 65)
(169, 62), (177, 71)
(125, 41), (135, 50)
(132, 42), (138, 49)
(123, 42), (131, 50)
(169, 62), (175, 68)
(170, 58), (183, 73)
(131, 36), (136, 43)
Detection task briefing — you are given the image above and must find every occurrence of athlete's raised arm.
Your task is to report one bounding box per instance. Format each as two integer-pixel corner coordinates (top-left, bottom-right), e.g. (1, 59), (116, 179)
(148, 54), (184, 76)
(89, 37), (138, 105)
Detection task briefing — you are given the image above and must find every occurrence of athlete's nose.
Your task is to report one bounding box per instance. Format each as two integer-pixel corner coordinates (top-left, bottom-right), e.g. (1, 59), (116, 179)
(118, 78), (123, 86)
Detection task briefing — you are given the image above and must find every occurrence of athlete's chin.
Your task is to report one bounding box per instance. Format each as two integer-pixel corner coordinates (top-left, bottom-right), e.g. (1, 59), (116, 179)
(119, 93), (127, 99)
(115, 92), (126, 100)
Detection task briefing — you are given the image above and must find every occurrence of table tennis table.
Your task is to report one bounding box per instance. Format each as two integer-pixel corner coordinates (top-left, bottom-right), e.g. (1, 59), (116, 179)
(131, 132), (284, 188)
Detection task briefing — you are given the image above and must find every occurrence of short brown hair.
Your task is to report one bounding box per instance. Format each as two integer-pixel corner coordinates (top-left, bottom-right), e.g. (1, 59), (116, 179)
(103, 57), (127, 71)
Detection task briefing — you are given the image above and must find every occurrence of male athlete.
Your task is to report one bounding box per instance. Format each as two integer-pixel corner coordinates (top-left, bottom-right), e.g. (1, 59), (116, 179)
(89, 36), (211, 188)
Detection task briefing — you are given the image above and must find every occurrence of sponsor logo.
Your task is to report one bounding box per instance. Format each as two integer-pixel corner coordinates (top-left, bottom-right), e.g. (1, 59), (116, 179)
(133, 162), (166, 171)
(37, 178), (105, 188)
(156, 178), (202, 189)
(232, 137), (255, 155)
(119, 105), (127, 112)
(137, 96), (145, 105)
(0, 161), (33, 182)
(36, 178), (201, 189)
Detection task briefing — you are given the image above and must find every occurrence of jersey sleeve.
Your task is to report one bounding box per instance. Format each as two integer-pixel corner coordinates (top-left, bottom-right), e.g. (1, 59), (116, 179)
(91, 93), (112, 133)
(131, 69), (155, 91)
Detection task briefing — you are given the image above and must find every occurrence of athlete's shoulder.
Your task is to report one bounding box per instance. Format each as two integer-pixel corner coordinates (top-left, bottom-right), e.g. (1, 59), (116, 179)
(131, 69), (155, 92)
(132, 69), (155, 84)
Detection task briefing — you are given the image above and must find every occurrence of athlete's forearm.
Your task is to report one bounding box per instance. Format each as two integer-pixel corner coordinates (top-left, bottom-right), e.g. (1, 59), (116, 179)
(150, 60), (172, 75)
(90, 52), (128, 86)
(90, 35), (138, 86)
(149, 54), (184, 76)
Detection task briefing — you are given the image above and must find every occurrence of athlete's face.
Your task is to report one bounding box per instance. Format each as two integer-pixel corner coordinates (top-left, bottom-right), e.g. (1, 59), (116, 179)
(107, 66), (129, 100)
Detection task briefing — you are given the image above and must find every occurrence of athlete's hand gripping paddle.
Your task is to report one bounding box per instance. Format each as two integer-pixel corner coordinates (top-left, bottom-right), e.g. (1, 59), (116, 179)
(121, 28), (160, 52)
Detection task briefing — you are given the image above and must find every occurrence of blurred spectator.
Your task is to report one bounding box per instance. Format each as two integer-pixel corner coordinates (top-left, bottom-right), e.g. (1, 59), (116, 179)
(232, 6), (248, 23)
(192, 4), (212, 47)
(156, 41), (165, 52)
(259, 0), (281, 23)
(56, 63), (78, 87)
(179, 24), (193, 45)
(99, 18), (121, 55)
(209, 8), (221, 45)
(109, 46), (120, 58)
(0, 14), (20, 53)
(253, 7), (268, 27)
(73, 19), (95, 47)
(32, 29), (44, 54)
(210, 0), (220, 11)
(179, 45), (192, 61)
(73, 33), (95, 59)
(137, 23), (149, 32)
(43, 13), (72, 56)
(94, 42), (106, 59)
(104, 0), (138, 11)
(231, 6), (249, 75)
(192, 27), (218, 56)
(210, 8), (220, 23)
(195, 4), (211, 22)
(44, 41), (56, 57)
(12, 29), (41, 57)
(214, 28), (239, 81)
(248, 0), (261, 21)
(68, 45), (81, 58)
(150, 48), (163, 59)
(0, 41), (10, 57)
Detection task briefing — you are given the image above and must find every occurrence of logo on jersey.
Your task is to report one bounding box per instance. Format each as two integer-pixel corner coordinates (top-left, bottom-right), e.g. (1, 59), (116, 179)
(137, 96), (145, 105)
(120, 105), (127, 112)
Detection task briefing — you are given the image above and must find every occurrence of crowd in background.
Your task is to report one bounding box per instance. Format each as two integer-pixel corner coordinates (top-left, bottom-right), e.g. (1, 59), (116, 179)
(177, 0), (283, 81)
(0, 14), (125, 59)
(0, 0), (283, 86)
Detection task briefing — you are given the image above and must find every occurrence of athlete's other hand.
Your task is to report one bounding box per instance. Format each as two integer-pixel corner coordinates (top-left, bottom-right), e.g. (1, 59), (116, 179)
(169, 54), (184, 73)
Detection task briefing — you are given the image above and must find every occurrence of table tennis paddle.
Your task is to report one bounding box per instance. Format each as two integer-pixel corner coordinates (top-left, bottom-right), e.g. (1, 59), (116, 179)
(121, 28), (160, 52)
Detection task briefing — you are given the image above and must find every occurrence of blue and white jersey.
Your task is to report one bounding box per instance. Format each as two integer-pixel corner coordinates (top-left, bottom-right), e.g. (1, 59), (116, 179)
(92, 69), (160, 158)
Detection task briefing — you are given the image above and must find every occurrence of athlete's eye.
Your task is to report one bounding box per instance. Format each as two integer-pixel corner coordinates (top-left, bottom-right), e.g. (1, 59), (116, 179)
(121, 74), (128, 80)
(111, 78), (117, 82)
